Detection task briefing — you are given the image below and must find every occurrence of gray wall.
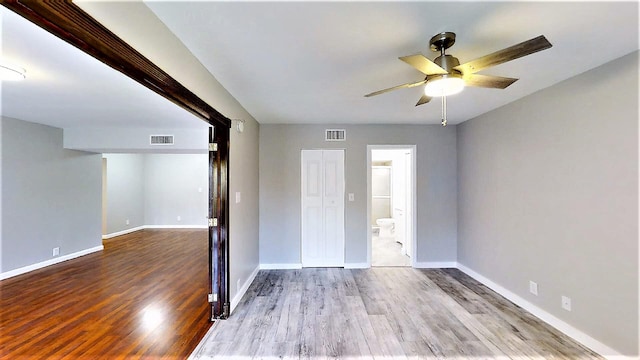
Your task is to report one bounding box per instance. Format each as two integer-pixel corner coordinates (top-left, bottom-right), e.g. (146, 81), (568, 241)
(1, 117), (102, 272)
(0, 117), (3, 272)
(65, 127), (208, 154)
(229, 119), (260, 301)
(103, 153), (208, 234)
(259, 124), (457, 265)
(103, 154), (145, 234)
(144, 154), (208, 227)
(457, 51), (639, 356)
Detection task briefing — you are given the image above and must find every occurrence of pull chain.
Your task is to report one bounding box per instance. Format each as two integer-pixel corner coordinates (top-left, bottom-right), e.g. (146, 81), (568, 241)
(441, 95), (447, 126)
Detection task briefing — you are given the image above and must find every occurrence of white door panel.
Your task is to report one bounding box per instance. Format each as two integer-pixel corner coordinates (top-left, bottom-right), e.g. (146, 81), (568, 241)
(302, 149), (344, 267)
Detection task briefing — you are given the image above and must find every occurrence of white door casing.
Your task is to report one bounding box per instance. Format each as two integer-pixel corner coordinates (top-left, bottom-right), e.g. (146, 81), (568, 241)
(301, 149), (345, 267)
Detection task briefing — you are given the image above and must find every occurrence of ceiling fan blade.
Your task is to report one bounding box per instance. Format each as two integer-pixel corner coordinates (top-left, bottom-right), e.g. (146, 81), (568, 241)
(364, 79), (428, 97)
(399, 54), (448, 75)
(464, 74), (518, 89)
(454, 35), (552, 74)
(415, 94), (432, 106)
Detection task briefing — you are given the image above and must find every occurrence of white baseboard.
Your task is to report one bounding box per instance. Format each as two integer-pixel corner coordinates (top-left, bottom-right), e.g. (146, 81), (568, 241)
(456, 263), (623, 359)
(345, 262), (369, 269)
(102, 226), (145, 239)
(260, 263), (302, 270)
(144, 225), (208, 229)
(230, 265), (260, 314)
(0, 245), (104, 280)
(414, 261), (458, 268)
(103, 225), (207, 239)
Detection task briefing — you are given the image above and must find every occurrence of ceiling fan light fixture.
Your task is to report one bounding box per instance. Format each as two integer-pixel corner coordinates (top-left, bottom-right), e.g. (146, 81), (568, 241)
(0, 62), (26, 81)
(424, 75), (464, 97)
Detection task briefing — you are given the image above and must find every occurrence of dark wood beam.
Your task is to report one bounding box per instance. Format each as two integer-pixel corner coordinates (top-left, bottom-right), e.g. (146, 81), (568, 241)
(1, 0), (231, 128)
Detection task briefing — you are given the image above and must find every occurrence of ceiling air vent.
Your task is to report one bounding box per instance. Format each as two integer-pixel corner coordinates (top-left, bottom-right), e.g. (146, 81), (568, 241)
(325, 129), (346, 142)
(150, 135), (174, 145)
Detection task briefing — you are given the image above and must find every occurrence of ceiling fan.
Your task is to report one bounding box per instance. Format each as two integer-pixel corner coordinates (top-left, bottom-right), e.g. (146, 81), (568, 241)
(365, 32), (552, 125)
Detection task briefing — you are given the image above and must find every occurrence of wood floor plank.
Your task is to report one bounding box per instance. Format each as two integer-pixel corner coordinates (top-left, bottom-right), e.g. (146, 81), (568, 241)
(191, 267), (604, 360)
(0, 229), (212, 359)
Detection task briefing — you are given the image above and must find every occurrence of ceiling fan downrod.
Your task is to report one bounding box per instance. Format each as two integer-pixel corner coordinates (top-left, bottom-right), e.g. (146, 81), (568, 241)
(441, 95), (447, 126)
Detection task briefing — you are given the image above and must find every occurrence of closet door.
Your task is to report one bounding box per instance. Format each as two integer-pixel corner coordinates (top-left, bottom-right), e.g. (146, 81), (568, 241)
(301, 150), (345, 267)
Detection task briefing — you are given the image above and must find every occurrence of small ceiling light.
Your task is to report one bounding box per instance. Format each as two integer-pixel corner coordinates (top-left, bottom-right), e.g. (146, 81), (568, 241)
(424, 74), (464, 97)
(0, 63), (26, 81)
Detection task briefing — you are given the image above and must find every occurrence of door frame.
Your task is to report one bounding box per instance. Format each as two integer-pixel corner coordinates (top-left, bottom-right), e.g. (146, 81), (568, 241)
(367, 145), (417, 267)
(209, 125), (230, 319)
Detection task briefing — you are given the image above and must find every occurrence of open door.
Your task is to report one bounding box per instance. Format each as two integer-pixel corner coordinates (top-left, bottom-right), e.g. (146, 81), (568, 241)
(209, 125), (230, 319)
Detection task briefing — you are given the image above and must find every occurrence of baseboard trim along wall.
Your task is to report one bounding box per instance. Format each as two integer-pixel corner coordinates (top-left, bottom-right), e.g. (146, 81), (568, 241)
(102, 225), (207, 239)
(414, 261), (457, 268)
(102, 226), (145, 239)
(230, 265), (260, 314)
(0, 245), (104, 280)
(456, 263), (622, 359)
(144, 225), (208, 229)
(259, 263), (303, 270)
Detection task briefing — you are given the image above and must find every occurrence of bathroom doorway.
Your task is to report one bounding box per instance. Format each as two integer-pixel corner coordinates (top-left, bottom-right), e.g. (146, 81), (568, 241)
(367, 145), (416, 267)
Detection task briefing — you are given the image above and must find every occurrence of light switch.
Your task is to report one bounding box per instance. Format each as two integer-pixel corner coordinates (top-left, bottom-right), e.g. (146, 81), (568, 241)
(348, 193), (355, 202)
(236, 192), (241, 203)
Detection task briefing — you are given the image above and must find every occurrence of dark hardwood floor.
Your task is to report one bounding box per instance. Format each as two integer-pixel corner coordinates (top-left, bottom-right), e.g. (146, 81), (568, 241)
(0, 229), (212, 360)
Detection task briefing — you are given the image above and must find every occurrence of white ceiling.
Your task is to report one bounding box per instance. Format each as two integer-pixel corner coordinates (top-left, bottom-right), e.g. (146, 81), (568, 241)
(1, 2), (638, 129)
(0, 6), (207, 130)
(146, 1), (639, 125)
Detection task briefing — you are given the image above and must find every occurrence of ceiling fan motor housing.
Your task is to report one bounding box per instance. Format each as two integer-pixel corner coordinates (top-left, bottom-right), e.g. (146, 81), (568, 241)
(430, 54), (463, 82)
(434, 54), (460, 73)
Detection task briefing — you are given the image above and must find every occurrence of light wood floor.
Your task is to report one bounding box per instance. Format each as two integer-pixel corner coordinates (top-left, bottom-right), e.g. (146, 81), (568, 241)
(192, 268), (601, 359)
(0, 229), (212, 360)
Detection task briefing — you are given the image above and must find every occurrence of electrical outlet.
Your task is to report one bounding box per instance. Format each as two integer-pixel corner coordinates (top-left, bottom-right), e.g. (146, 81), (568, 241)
(529, 281), (538, 296)
(348, 193), (355, 202)
(198, 187), (203, 193)
(235, 192), (241, 204)
(177, 215), (181, 221)
(561, 296), (572, 311)
(126, 219), (130, 225)
(52, 247), (60, 257)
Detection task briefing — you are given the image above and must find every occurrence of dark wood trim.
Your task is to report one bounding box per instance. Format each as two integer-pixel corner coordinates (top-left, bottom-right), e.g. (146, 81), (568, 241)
(209, 125), (230, 319)
(219, 125), (230, 318)
(208, 128), (216, 319)
(1, 0), (231, 128)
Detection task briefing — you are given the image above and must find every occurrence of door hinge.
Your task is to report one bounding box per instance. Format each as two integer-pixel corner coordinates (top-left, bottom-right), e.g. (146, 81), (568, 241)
(209, 143), (218, 152)
(208, 218), (218, 227)
(222, 303), (230, 319)
(208, 293), (217, 303)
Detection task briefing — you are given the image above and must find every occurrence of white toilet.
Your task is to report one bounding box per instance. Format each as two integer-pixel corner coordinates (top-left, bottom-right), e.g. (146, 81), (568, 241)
(376, 218), (395, 238)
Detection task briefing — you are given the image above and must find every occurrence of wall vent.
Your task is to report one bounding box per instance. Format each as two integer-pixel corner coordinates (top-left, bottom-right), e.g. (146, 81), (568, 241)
(325, 129), (346, 141)
(150, 135), (174, 145)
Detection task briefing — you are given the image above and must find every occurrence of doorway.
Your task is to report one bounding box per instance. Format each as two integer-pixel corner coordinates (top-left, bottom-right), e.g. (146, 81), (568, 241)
(367, 146), (416, 267)
(301, 149), (345, 267)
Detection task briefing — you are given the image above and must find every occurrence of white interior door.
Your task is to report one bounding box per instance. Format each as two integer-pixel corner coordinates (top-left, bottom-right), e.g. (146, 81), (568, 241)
(302, 149), (345, 267)
(403, 151), (413, 258)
